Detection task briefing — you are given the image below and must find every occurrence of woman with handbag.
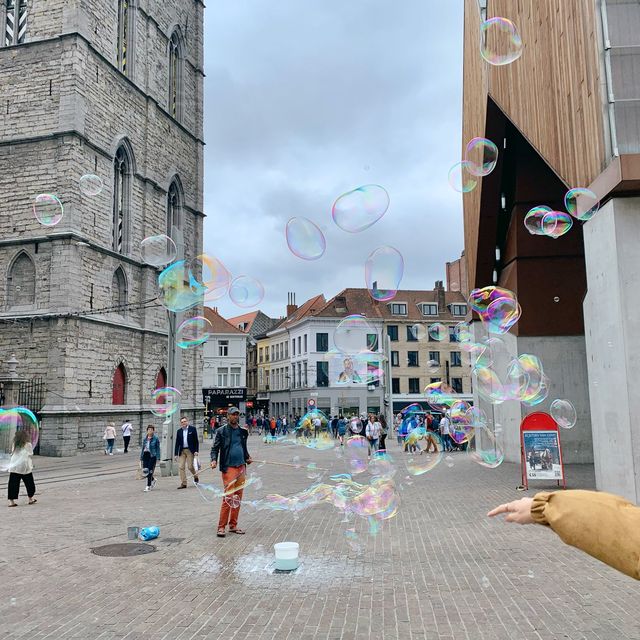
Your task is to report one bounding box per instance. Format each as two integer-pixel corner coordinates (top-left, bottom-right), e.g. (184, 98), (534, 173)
(7, 430), (37, 507)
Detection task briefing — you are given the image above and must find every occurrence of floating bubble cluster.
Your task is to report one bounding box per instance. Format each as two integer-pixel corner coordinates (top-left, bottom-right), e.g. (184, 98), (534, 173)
(332, 185), (390, 233)
(365, 246), (404, 302)
(158, 260), (206, 312)
(480, 17), (523, 66)
(550, 399), (577, 429)
(285, 217), (326, 261)
(33, 194), (64, 227)
(469, 286), (521, 335)
(79, 174), (104, 197)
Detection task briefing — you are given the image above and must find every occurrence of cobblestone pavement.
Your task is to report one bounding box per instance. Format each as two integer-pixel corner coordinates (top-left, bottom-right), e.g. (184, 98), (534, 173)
(1, 436), (639, 640)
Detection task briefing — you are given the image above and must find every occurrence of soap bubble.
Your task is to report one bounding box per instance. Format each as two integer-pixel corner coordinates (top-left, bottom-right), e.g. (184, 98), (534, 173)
(424, 382), (457, 412)
(346, 436), (369, 474)
(474, 367), (507, 404)
(550, 399), (577, 429)
(427, 359), (440, 374)
(285, 217), (326, 260)
(428, 322), (448, 341)
(334, 315), (377, 354)
(332, 184), (390, 233)
(141, 467), (150, 477)
(344, 528), (362, 552)
(176, 316), (212, 349)
(480, 17), (523, 66)
(193, 254), (232, 302)
(506, 354), (549, 406)
(524, 206), (552, 236)
(224, 495), (242, 509)
(465, 137), (499, 177)
(565, 188), (600, 221)
(454, 322), (473, 344)
(541, 211), (573, 239)
(348, 416), (363, 434)
(229, 275), (264, 308)
(306, 463), (322, 480)
(0, 407), (40, 448)
(448, 161), (478, 193)
(365, 246), (404, 302)
(140, 235), (177, 267)
(469, 286), (521, 334)
(33, 194), (64, 226)
(410, 324), (427, 341)
(79, 174), (103, 196)
(158, 261), (206, 312)
(150, 387), (181, 418)
(406, 433), (444, 475)
(470, 426), (505, 468)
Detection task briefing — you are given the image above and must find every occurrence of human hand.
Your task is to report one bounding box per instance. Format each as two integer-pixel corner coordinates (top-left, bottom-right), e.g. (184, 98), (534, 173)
(487, 498), (535, 524)
(210, 461), (217, 469)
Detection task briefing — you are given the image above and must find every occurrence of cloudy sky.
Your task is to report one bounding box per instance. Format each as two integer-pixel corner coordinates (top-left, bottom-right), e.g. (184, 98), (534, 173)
(202, 1), (465, 319)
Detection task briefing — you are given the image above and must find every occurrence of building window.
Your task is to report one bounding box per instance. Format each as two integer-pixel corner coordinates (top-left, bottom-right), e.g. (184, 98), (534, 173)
(285, 341), (288, 358)
(218, 340), (229, 357)
(304, 334), (308, 353)
(316, 333), (329, 352)
(297, 362), (302, 387)
(449, 326), (459, 342)
(428, 351), (440, 365)
(451, 304), (468, 317)
(430, 377), (442, 384)
(259, 347), (263, 363)
(291, 367), (296, 388)
(408, 378), (420, 394)
(168, 29), (184, 121)
(4, 0), (26, 47)
(420, 303), (438, 316)
(303, 361), (308, 386)
(113, 144), (133, 254)
(166, 178), (183, 239)
(389, 303), (407, 315)
(230, 367), (241, 386)
(116, 0), (134, 76)
(271, 345), (275, 361)
(292, 339), (295, 356)
(155, 367), (167, 390)
(451, 377), (463, 394)
(217, 367), (228, 387)
(297, 336), (301, 354)
(317, 361), (329, 387)
(406, 326), (418, 342)
(7, 251), (35, 307)
(111, 267), (127, 315)
(112, 363), (126, 405)
(387, 325), (399, 341)
(367, 361), (380, 387)
(391, 351), (399, 367)
(259, 369), (263, 387)
(391, 377), (400, 394)
(451, 351), (462, 367)
(366, 333), (379, 351)
(407, 351), (419, 367)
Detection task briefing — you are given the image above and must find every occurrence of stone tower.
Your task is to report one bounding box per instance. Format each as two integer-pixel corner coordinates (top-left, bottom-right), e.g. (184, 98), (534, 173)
(0, 0), (205, 455)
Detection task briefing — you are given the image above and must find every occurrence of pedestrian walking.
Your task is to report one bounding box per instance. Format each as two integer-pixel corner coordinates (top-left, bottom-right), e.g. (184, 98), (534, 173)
(313, 415), (322, 438)
(337, 416), (347, 445)
(210, 407), (253, 538)
(365, 415), (382, 456)
(379, 414), (388, 451)
(103, 422), (116, 455)
(331, 415), (339, 439)
(269, 416), (276, 440)
(7, 430), (37, 507)
(174, 415), (199, 489)
(121, 418), (132, 453)
(140, 425), (160, 492)
(439, 415), (453, 452)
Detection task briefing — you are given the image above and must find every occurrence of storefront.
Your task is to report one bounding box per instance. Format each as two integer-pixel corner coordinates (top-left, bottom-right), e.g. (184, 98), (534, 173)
(202, 387), (247, 420)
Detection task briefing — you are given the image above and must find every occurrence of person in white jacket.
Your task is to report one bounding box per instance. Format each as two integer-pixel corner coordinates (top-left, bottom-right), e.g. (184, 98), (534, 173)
(6, 430), (37, 507)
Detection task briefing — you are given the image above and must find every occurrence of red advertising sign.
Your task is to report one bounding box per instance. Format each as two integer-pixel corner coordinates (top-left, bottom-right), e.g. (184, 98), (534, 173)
(520, 412), (566, 490)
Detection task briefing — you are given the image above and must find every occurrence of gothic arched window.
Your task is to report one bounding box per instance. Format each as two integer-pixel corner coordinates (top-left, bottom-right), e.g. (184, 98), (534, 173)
(166, 178), (183, 240)
(113, 144), (133, 253)
(168, 29), (184, 121)
(7, 251), (35, 308)
(112, 363), (127, 405)
(112, 267), (127, 314)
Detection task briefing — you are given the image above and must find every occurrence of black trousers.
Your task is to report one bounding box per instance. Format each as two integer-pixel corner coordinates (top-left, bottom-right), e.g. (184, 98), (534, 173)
(142, 452), (157, 487)
(8, 472), (36, 501)
(123, 435), (131, 452)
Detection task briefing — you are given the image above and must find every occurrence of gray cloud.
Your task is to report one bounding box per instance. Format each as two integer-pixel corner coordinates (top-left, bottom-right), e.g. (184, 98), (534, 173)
(203, 0), (465, 318)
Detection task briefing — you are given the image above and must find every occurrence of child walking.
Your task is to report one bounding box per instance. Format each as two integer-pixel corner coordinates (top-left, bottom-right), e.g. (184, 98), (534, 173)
(7, 430), (37, 507)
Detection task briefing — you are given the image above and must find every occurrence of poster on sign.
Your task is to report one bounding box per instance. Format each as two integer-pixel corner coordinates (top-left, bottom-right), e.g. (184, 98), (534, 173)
(522, 431), (563, 480)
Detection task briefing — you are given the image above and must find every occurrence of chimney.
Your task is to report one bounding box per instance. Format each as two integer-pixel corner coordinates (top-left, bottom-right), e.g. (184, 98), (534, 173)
(435, 280), (446, 312)
(286, 292), (298, 317)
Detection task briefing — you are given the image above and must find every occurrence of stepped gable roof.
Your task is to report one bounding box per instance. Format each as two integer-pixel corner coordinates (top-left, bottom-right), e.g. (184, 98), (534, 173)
(203, 307), (246, 334)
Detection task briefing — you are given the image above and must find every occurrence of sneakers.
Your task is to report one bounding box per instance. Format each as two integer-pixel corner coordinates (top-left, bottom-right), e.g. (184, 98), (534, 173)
(194, 476), (199, 484)
(144, 486), (150, 492)
(109, 453), (114, 456)
(151, 479), (157, 489)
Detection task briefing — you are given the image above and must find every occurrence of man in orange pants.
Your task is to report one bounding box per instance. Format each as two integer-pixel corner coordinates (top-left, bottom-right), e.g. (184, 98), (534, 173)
(210, 407), (252, 538)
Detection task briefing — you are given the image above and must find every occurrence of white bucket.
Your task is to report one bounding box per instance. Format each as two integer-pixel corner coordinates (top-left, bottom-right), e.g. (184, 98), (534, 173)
(274, 541), (299, 571)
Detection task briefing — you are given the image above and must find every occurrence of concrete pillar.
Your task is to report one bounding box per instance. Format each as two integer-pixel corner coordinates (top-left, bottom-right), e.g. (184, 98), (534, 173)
(583, 197), (640, 502)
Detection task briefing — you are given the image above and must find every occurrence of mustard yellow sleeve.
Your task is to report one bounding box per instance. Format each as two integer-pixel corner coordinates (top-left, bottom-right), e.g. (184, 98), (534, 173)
(531, 490), (640, 580)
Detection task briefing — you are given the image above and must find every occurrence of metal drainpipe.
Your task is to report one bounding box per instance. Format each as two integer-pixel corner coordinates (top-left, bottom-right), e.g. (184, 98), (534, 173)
(600, 0), (620, 157)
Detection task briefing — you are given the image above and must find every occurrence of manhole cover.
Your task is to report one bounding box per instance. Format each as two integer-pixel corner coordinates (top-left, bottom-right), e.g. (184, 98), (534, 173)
(92, 543), (156, 557)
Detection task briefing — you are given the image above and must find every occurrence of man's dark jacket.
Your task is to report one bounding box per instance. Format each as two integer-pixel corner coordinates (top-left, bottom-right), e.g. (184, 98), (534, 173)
(174, 425), (199, 456)
(210, 425), (251, 472)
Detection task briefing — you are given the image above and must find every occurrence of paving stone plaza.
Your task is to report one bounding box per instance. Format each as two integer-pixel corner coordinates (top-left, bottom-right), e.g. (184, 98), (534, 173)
(1, 437), (639, 640)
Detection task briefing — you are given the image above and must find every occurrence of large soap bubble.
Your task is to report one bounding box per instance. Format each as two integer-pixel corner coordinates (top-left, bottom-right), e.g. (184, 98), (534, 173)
(332, 185), (390, 233)
(285, 217), (326, 261)
(365, 246), (404, 302)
